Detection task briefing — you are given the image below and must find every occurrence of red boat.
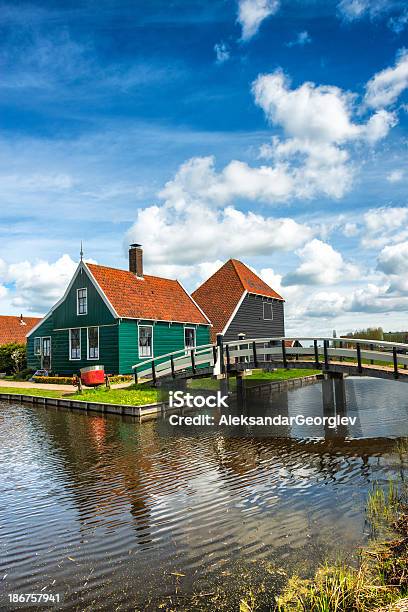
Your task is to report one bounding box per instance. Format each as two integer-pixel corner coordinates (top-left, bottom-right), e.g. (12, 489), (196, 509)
(80, 365), (105, 387)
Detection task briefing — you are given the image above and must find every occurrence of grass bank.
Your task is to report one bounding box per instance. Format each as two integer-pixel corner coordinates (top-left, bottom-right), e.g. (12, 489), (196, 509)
(0, 384), (160, 406)
(188, 368), (321, 390)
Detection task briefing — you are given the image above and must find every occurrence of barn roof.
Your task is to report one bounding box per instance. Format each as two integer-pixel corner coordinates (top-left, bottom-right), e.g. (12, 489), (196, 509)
(0, 315), (42, 345)
(86, 263), (210, 325)
(192, 259), (284, 341)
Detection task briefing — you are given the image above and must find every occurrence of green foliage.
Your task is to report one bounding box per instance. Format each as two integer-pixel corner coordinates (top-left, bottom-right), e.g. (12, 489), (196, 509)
(345, 327), (384, 341)
(0, 342), (27, 374)
(32, 376), (74, 385)
(69, 384), (159, 405)
(108, 374), (133, 384)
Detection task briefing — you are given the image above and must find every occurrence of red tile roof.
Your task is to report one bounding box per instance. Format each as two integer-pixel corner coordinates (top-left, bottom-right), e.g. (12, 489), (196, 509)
(192, 259), (284, 341)
(0, 315), (42, 345)
(86, 263), (209, 324)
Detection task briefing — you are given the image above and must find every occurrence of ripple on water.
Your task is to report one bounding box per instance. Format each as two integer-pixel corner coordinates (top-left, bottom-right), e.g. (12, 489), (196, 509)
(0, 377), (407, 609)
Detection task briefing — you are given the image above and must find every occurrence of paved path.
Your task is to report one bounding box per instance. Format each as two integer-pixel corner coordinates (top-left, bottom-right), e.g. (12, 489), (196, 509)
(0, 379), (134, 392)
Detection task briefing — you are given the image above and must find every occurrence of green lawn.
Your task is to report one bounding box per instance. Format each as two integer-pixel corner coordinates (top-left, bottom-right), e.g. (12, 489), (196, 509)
(0, 384), (160, 406)
(188, 368), (320, 390)
(69, 385), (159, 405)
(0, 386), (64, 398)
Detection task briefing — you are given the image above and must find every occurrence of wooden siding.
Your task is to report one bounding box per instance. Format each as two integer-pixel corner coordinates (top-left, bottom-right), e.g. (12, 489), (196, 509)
(224, 293), (285, 341)
(118, 320), (211, 374)
(51, 325), (119, 376)
(53, 266), (115, 329)
(27, 316), (54, 371)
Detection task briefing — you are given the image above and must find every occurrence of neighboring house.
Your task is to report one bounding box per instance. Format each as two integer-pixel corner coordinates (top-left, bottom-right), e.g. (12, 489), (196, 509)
(27, 245), (211, 375)
(0, 315), (42, 346)
(192, 259), (285, 342)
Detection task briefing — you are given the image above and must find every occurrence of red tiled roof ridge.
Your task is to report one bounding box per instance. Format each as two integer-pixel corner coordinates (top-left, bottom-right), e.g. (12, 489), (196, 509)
(86, 262), (179, 284)
(85, 262), (209, 324)
(228, 258), (284, 301)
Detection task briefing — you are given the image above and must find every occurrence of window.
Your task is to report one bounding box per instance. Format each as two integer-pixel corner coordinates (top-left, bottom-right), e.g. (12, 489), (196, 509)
(70, 328), (81, 360)
(77, 288), (87, 315)
(87, 327), (99, 359)
(34, 337), (41, 356)
(263, 302), (273, 320)
(138, 325), (153, 357)
(184, 327), (196, 350)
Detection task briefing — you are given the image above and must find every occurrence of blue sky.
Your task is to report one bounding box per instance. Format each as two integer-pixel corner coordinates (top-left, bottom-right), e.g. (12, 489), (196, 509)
(0, 0), (408, 335)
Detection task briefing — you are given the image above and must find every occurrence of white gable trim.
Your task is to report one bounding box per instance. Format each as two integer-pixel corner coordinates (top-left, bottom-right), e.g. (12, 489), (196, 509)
(83, 263), (119, 319)
(221, 290), (247, 336)
(176, 280), (212, 326)
(27, 261), (118, 338)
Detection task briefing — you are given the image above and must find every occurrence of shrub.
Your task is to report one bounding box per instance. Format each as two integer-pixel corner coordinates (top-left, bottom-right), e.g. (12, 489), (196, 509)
(0, 343), (27, 374)
(32, 376), (74, 385)
(108, 374), (133, 384)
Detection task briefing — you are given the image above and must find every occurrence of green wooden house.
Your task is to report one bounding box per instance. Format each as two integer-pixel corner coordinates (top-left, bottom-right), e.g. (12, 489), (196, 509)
(27, 245), (211, 376)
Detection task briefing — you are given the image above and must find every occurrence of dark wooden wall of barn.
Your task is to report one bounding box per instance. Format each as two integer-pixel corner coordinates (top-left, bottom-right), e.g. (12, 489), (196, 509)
(223, 294), (285, 341)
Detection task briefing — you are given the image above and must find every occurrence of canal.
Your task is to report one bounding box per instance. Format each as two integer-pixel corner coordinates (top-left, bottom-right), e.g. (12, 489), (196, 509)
(1, 377), (407, 610)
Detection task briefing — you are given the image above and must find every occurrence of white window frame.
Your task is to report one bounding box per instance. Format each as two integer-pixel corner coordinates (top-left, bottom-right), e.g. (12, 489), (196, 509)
(41, 336), (52, 369)
(263, 301), (273, 321)
(184, 326), (196, 351)
(138, 324), (153, 358)
(69, 328), (81, 360)
(77, 287), (88, 315)
(87, 326), (99, 360)
(34, 337), (42, 356)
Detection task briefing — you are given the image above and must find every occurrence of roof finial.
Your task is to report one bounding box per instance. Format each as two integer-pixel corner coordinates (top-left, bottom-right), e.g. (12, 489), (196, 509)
(80, 241), (83, 262)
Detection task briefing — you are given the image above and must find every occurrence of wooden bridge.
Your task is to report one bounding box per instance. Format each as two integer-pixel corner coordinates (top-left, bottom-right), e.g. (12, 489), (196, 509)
(132, 336), (408, 385)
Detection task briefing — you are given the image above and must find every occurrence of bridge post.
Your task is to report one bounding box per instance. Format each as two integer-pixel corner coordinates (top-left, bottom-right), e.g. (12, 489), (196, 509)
(216, 333), (225, 375)
(314, 340), (319, 366)
(190, 349), (196, 375)
(323, 340), (329, 370)
(134, 368), (138, 385)
(281, 339), (288, 368)
(212, 345), (217, 366)
(170, 355), (176, 379)
(339, 340), (343, 362)
(356, 343), (363, 374)
(393, 346), (399, 379)
(370, 343), (374, 365)
(151, 359), (157, 385)
(252, 341), (258, 368)
(225, 344), (231, 373)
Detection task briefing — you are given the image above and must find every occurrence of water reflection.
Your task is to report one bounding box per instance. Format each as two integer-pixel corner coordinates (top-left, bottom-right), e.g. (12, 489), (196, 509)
(0, 377), (407, 610)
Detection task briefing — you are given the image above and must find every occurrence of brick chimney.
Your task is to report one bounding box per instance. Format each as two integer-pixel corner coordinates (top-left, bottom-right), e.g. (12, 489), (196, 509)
(129, 244), (143, 277)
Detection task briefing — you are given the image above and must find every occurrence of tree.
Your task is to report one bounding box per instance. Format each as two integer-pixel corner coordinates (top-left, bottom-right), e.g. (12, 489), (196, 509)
(0, 343), (27, 374)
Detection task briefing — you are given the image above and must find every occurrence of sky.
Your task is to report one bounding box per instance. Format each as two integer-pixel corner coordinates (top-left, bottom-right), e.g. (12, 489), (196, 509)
(0, 0), (407, 336)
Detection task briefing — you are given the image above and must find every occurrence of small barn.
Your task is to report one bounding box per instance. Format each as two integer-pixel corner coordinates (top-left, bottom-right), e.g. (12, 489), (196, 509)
(27, 245), (211, 375)
(192, 259), (285, 342)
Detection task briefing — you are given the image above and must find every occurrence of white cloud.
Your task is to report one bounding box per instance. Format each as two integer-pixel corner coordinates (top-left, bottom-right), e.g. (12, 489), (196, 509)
(342, 222), (359, 237)
(365, 49), (408, 108)
(253, 69), (395, 144)
(286, 31), (312, 47)
(214, 42), (230, 64)
(282, 239), (360, 286)
(5, 254), (77, 313)
(338, 0), (371, 21)
(388, 9), (408, 34)
(362, 206), (408, 248)
(377, 240), (408, 276)
(126, 199), (313, 278)
(387, 169), (404, 182)
(237, 0), (280, 41)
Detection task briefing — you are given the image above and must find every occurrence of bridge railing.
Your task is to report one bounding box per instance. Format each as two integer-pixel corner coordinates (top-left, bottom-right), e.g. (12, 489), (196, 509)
(131, 336), (408, 384)
(132, 342), (216, 384)
(223, 336), (408, 377)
